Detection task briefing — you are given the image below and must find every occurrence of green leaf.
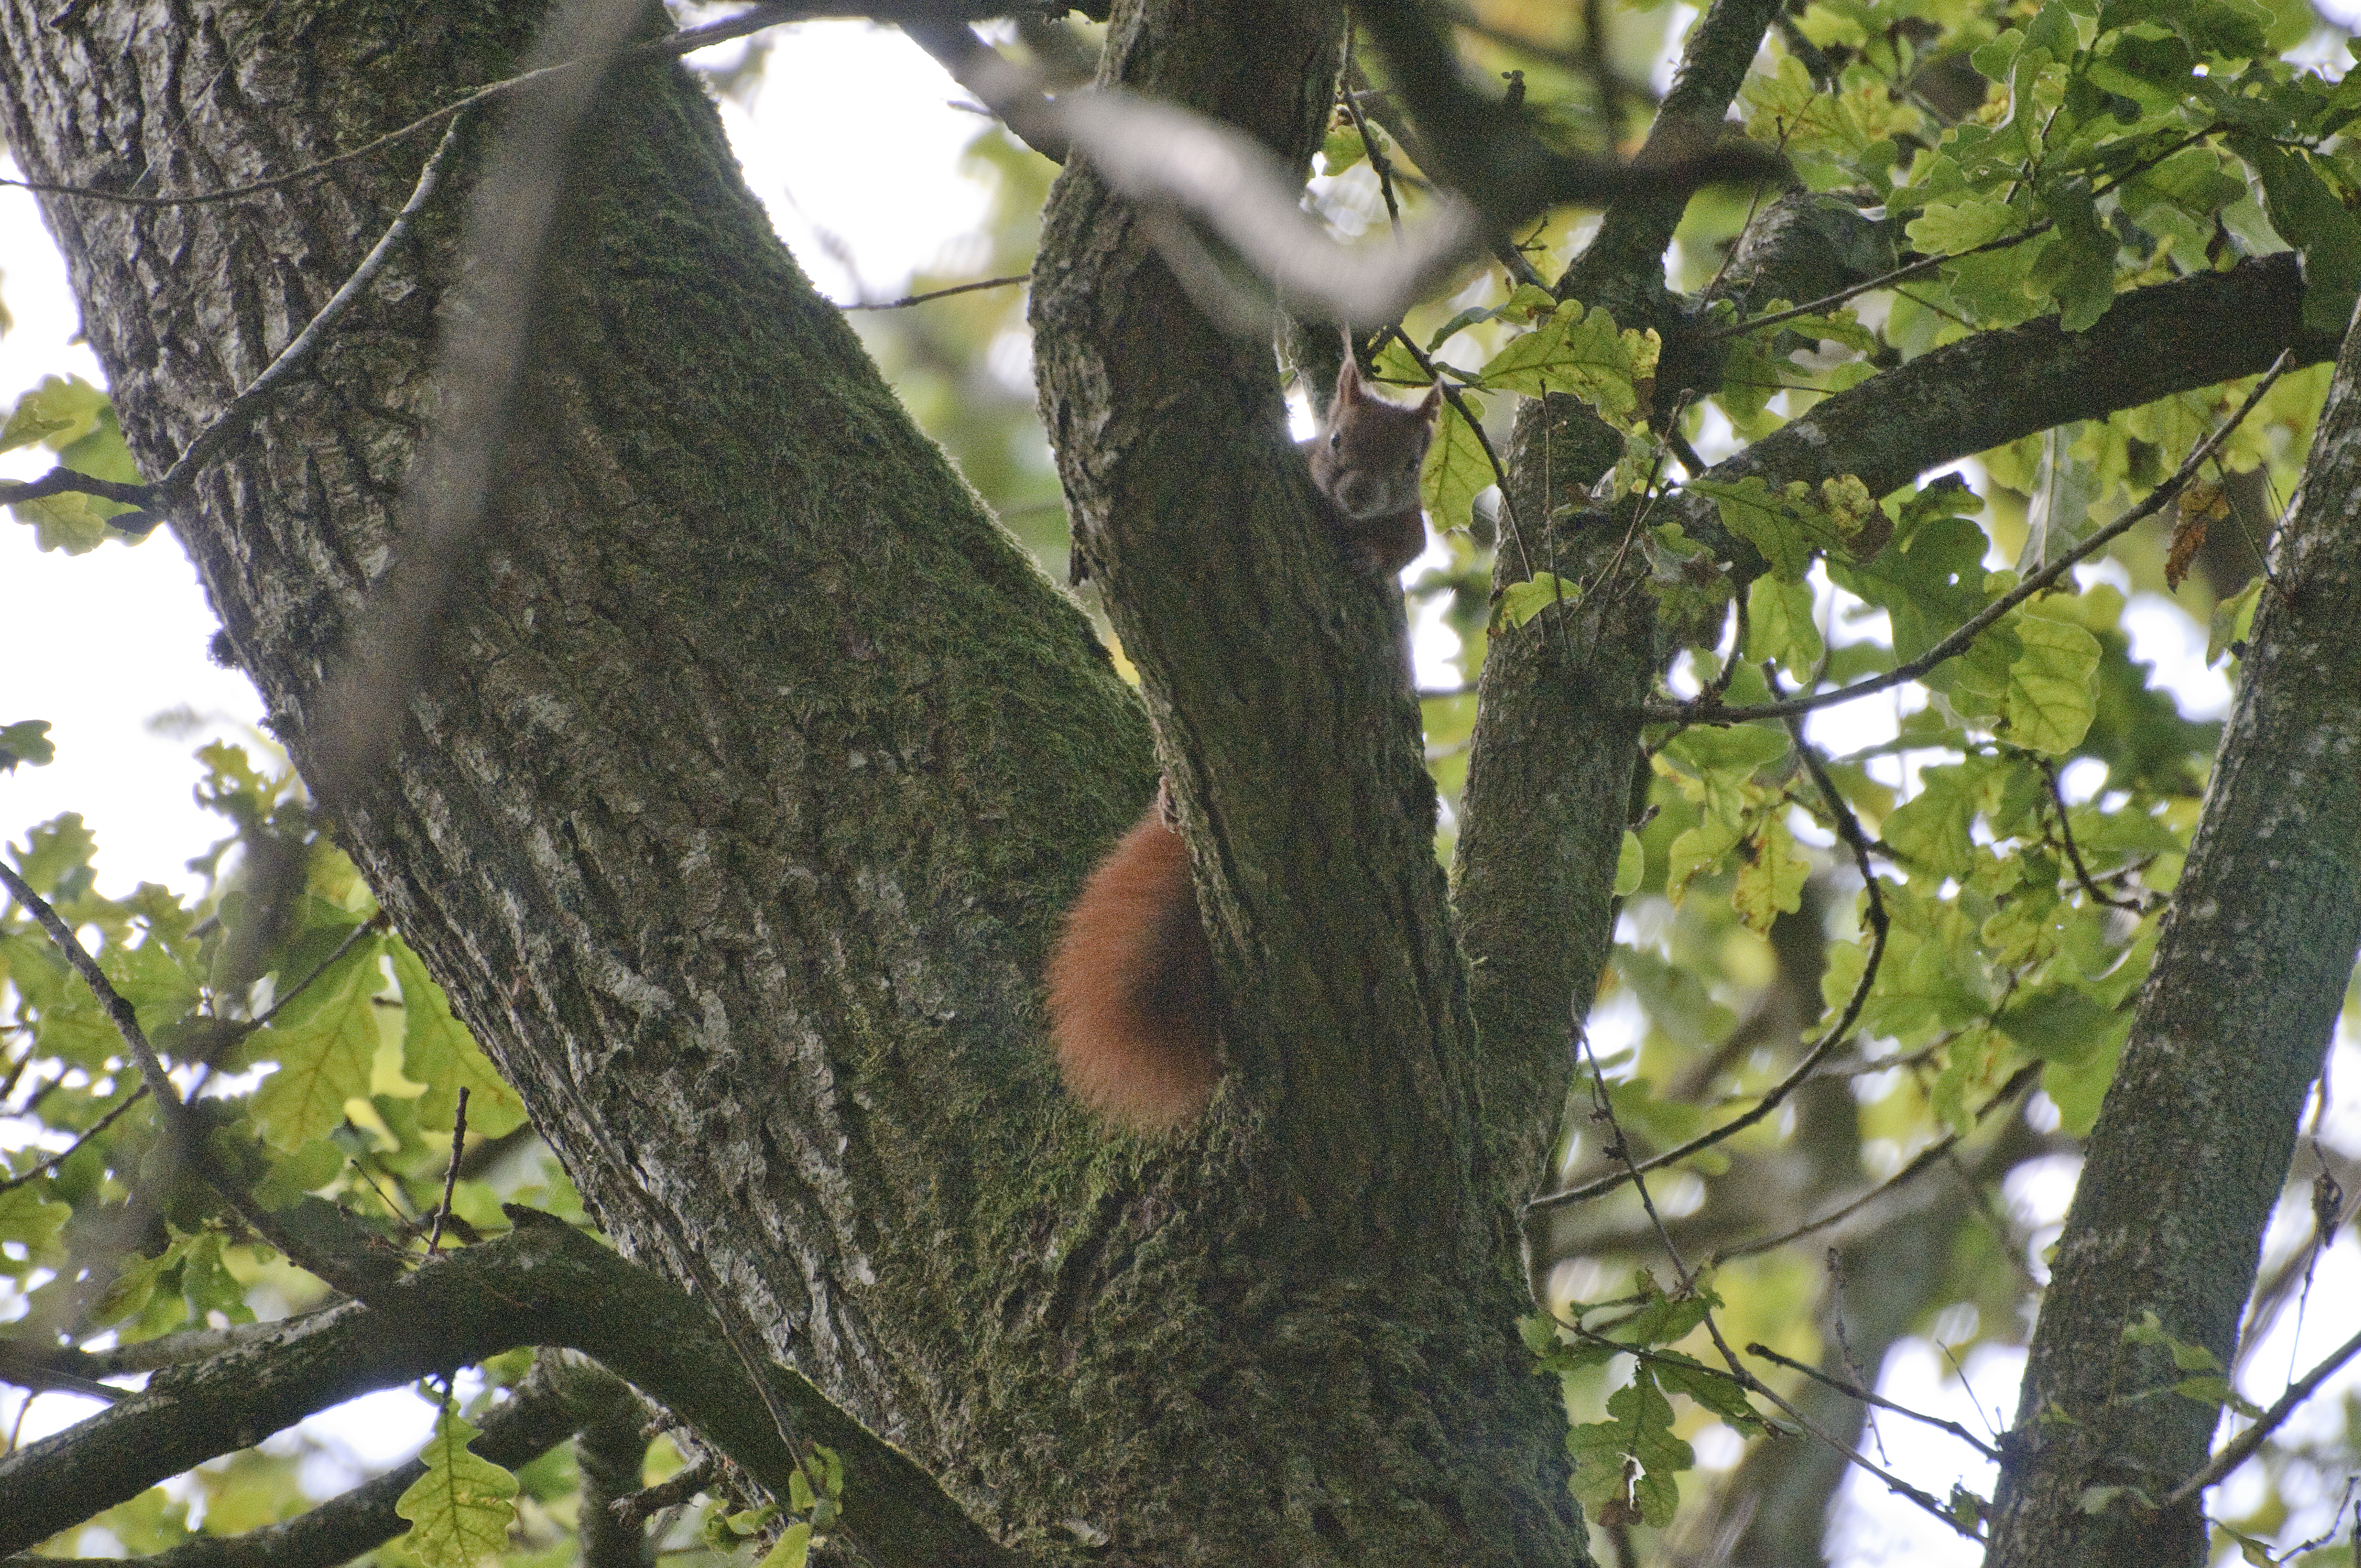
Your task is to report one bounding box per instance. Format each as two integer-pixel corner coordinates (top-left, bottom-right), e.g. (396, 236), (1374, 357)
(250, 940), (387, 1150)
(2028, 179), (2117, 333)
(755, 1523), (814, 1568)
(2123, 1309), (2224, 1371)
(1475, 303), (1655, 428)
(1318, 122), (1366, 176)
(1745, 574), (1824, 677)
(0, 720), (55, 772)
(0, 374), (108, 454)
(2206, 576), (2262, 665)
(1666, 814), (1746, 906)
(2234, 139), (2361, 334)
(2098, 0), (2270, 60)
(1652, 1352), (1772, 1436)
(178, 1228), (255, 1325)
(1420, 396), (1492, 537)
(1495, 571), (1578, 631)
(1609, 1277), (1721, 1348)
(391, 938), (527, 1137)
(2005, 610), (2102, 753)
(1614, 831), (1645, 898)
(11, 812), (99, 899)
(1568, 1373), (1693, 1528)
(1688, 475), (1879, 583)
(1906, 195), (2019, 255)
(1689, 477), (1819, 582)
(93, 1246), (176, 1330)
(0, 1185), (72, 1268)
(1880, 767), (1977, 880)
(1994, 985), (2125, 1064)
(395, 1405), (520, 1568)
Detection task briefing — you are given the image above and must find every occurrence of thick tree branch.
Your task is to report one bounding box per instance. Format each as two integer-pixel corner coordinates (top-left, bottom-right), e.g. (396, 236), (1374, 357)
(1557, 0), (1786, 308)
(1346, 0), (1780, 233)
(0, 1213), (1013, 1568)
(0, 1352), (594, 1568)
(1720, 251), (2339, 502)
(1452, 0), (1787, 1193)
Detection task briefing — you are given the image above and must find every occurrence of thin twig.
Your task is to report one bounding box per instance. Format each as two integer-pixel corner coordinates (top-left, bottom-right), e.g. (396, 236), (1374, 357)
(0, 1083), (150, 1195)
(251, 912), (392, 1033)
(1746, 1341), (2001, 1460)
(1698, 122), (2232, 344)
(840, 273), (1030, 310)
(1576, 1025), (1697, 1289)
(426, 1087), (470, 1257)
(2037, 758), (2151, 914)
(0, 468), (156, 510)
(1648, 351), (2294, 725)
(158, 118), (472, 494)
(1, 3), (1009, 209)
(0, 863), (197, 1141)
(0, 119), (467, 530)
(1708, 1061), (2042, 1266)
(1697, 225), (2052, 344)
(1531, 713), (1892, 1215)
(2163, 1320), (2361, 1509)
(1339, 29), (1404, 241)
(0, 861), (365, 1295)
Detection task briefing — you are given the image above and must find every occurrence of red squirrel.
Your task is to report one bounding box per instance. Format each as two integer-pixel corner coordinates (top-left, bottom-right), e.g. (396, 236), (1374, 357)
(1304, 352), (1444, 576)
(1046, 356), (1440, 1132)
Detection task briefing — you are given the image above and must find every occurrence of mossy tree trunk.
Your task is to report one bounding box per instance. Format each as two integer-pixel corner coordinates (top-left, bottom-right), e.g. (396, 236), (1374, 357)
(1, 1), (1589, 1562)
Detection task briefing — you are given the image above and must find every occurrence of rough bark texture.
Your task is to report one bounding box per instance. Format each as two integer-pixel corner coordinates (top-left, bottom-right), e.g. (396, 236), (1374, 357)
(1452, 0), (1787, 1197)
(4, 0), (1165, 1556)
(1986, 307), (2361, 1565)
(1026, 4), (1590, 1561)
(4, 2), (1584, 1564)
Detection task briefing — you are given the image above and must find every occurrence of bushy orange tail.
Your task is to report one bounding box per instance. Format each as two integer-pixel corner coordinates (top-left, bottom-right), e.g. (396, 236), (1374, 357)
(1046, 803), (1219, 1133)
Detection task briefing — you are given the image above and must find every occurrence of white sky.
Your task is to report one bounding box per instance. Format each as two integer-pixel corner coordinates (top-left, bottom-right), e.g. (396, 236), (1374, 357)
(4, 15), (2358, 1565)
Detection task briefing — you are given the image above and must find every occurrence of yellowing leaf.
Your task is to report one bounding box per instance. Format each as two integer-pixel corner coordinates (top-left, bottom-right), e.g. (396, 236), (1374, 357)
(1733, 816), (1810, 933)
(396, 1406), (519, 1568)
(2005, 611), (2101, 754)
(250, 943), (385, 1150)
(391, 939), (527, 1137)
(1419, 396), (1492, 537)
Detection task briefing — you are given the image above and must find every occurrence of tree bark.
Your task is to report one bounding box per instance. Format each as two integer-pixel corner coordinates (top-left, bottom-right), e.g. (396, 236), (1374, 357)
(3, 1), (1585, 1563)
(1986, 307), (2361, 1565)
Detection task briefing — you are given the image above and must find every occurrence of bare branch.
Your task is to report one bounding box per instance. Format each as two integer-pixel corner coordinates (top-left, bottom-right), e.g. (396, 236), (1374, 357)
(840, 273), (1030, 309)
(155, 118), (472, 496)
(1747, 1341), (2001, 1461)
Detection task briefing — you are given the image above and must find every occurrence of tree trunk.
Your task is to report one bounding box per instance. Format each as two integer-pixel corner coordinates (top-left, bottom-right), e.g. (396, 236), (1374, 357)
(1, 1), (1588, 1562)
(1985, 308), (2361, 1565)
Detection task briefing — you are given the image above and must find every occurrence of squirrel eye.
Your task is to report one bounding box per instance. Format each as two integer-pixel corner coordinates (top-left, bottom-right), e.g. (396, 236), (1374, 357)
(1328, 431), (1343, 451)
